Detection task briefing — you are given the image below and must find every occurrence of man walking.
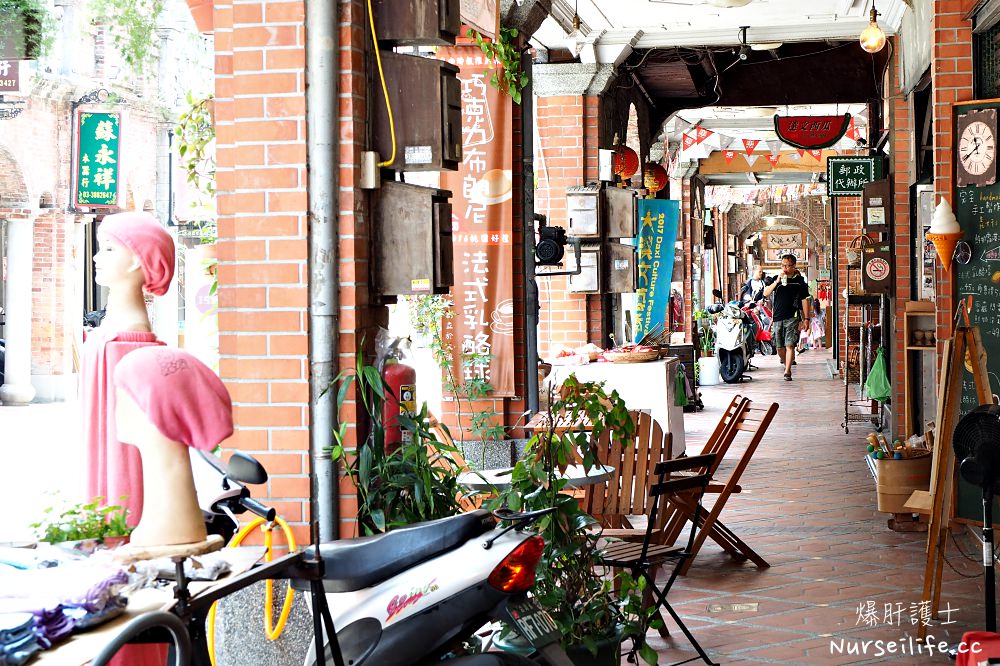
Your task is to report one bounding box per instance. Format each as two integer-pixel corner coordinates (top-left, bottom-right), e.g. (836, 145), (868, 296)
(762, 254), (811, 381)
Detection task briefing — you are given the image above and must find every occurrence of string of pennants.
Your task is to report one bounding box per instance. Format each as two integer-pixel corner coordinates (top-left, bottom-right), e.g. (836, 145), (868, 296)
(675, 110), (867, 165)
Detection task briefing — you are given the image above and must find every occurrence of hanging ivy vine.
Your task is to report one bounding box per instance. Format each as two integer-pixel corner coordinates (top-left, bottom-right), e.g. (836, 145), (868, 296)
(0, 0), (56, 59)
(468, 27), (528, 104)
(87, 0), (165, 74)
(175, 91), (216, 202)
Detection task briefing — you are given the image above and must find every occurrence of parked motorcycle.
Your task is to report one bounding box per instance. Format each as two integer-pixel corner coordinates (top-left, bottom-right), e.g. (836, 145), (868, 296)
(191, 450), (573, 666)
(712, 301), (756, 384)
(743, 300), (775, 357)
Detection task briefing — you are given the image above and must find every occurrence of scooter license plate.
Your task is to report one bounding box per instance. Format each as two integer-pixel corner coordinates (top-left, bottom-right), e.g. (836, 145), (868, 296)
(501, 597), (562, 648)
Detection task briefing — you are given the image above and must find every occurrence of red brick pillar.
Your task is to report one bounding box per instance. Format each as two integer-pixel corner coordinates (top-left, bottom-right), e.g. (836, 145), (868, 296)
(888, 38), (915, 437)
(534, 94), (600, 357)
(837, 197), (864, 366)
(932, 3), (974, 343)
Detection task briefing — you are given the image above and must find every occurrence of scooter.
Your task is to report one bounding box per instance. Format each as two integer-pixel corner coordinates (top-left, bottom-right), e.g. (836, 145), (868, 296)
(191, 450), (573, 666)
(743, 300), (775, 357)
(713, 301), (755, 384)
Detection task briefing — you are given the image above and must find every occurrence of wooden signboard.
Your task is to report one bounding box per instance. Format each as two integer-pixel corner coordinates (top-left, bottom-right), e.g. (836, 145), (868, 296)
(827, 156), (882, 197)
(861, 243), (893, 295)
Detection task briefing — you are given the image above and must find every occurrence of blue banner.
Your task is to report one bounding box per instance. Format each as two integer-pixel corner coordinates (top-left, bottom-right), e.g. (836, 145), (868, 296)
(635, 199), (680, 339)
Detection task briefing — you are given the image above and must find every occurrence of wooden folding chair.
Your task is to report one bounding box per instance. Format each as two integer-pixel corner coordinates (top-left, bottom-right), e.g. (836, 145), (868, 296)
(660, 395), (750, 545)
(664, 400), (778, 574)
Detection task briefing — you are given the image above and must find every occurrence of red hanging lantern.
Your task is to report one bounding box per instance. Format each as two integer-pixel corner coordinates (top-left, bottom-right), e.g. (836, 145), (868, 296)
(643, 163), (668, 196)
(612, 145), (639, 179)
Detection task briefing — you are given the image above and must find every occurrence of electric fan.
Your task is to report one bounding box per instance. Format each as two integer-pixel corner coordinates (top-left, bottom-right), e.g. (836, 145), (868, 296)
(953, 404), (1000, 632)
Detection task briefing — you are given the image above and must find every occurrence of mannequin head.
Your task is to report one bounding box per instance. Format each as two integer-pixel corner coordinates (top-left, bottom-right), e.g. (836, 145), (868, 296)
(97, 212), (175, 296)
(114, 346), (233, 547)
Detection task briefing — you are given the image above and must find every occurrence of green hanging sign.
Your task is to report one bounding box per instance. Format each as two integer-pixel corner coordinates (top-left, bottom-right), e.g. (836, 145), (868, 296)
(74, 111), (121, 207)
(826, 156), (881, 197)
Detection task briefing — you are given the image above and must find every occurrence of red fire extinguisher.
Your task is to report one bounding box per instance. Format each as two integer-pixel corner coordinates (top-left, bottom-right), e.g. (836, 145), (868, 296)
(382, 357), (416, 452)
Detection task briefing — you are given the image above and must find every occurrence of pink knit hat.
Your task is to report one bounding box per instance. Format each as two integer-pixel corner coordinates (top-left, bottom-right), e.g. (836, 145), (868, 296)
(114, 347), (233, 451)
(99, 212), (175, 296)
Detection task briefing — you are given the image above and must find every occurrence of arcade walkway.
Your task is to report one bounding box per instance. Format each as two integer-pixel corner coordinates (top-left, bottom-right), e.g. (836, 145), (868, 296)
(649, 349), (989, 665)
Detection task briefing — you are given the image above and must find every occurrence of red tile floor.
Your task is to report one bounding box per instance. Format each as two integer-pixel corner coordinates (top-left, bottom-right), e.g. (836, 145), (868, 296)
(640, 348), (996, 666)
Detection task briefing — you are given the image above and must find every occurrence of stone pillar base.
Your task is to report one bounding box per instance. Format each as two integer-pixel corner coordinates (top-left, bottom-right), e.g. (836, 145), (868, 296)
(0, 382), (36, 405)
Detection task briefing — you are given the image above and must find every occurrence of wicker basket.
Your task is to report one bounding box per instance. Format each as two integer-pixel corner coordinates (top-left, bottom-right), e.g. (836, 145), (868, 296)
(603, 349), (660, 364)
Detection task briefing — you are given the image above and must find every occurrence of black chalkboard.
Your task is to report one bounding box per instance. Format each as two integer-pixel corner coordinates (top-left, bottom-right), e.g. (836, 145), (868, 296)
(953, 99), (1000, 523)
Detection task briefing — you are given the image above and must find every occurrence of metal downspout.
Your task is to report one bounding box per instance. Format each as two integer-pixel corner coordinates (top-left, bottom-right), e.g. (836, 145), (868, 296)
(522, 50), (539, 415)
(305, 0), (339, 541)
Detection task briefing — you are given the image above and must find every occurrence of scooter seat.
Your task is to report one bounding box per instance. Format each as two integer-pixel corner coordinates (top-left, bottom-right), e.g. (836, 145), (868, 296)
(292, 510), (497, 593)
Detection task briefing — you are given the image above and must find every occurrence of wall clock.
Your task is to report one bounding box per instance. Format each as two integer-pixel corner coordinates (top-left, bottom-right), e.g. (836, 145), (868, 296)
(957, 108), (998, 187)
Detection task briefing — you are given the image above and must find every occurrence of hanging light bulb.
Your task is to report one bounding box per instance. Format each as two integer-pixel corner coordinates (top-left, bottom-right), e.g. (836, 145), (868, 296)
(564, 5), (583, 57)
(859, 7), (887, 54)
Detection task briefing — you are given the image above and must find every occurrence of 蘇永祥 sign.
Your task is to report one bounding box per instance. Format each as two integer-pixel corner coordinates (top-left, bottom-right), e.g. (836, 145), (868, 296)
(74, 111), (122, 208)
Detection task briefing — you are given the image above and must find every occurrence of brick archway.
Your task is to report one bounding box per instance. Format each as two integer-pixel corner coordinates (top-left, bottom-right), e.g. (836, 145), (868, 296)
(0, 145), (28, 207)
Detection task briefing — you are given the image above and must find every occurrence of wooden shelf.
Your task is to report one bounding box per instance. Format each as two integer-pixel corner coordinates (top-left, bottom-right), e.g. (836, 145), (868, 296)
(906, 345), (936, 351)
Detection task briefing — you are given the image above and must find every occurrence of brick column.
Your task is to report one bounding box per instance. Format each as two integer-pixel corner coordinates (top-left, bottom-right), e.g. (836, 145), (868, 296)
(931, 3), (974, 343)
(888, 38), (915, 437)
(836, 197), (864, 366)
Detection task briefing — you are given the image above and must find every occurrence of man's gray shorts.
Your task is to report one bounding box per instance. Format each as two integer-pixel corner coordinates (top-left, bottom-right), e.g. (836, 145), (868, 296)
(772, 318), (800, 348)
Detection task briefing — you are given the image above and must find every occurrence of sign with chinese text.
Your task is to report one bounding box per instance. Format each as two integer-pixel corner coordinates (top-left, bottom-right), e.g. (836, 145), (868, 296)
(74, 111), (122, 207)
(774, 114), (851, 149)
(0, 58), (19, 93)
(438, 46), (514, 396)
(634, 199), (680, 339)
(827, 156), (882, 197)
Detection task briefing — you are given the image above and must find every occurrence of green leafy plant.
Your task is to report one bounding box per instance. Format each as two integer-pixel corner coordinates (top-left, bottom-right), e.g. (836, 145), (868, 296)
(692, 308), (715, 356)
(491, 376), (659, 664)
(468, 27), (528, 104)
(31, 497), (133, 544)
(0, 0), (55, 59)
(330, 351), (469, 535)
(408, 295), (505, 463)
(87, 0), (165, 74)
(175, 92), (216, 205)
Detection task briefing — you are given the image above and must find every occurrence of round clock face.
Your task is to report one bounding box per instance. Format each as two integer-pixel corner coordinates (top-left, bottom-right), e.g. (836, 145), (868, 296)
(960, 120), (996, 176)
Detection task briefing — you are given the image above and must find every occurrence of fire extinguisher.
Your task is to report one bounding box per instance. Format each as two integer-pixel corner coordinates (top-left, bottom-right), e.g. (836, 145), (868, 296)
(382, 357), (416, 452)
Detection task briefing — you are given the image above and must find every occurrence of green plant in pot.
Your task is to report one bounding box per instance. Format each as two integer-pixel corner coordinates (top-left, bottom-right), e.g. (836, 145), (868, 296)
(31, 496), (133, 549)
(490, 376), (659, 665)
(330, 351), (471, 535)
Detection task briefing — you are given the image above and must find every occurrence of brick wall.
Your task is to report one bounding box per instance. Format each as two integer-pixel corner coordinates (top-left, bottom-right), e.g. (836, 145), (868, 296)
(932, 2), (973, 343)
(214, 0), (315, 546)
(534, 94), (600, 357)
(836, 196), (866, 365)
(888, 38), (915, 437)
(31, 212), (69, 374)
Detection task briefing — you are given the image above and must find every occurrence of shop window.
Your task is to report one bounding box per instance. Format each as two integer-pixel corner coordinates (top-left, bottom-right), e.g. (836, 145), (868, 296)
(975, 21), (1000, 99)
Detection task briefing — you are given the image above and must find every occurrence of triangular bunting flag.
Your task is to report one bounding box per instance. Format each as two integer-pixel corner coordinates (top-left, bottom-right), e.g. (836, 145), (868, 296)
(724, 150), (737, 164)
(796, 149), (805, 158)
(682, 133), (696, 151)
(767, 140), (782, 156)
(808, 149), (823, 161)
(744, 153), (760, 167)
(742, 139), (759, 155)
(695, 127), (714, 144)
(766, 154), (780, 166)
(787, 152), (801, 162)
(846, 119), (862, 141)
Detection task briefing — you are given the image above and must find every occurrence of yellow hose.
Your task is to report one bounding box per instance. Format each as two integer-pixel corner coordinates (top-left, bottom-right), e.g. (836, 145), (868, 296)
(367, 0), (396, 167)
(206, 517), (298, 666)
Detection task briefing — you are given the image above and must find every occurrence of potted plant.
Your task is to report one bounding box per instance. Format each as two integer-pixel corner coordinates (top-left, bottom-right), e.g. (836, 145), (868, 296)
(491, 376), (659, 665)
(330, 352), (471, 534)
(692, 309), (720, 386)
(31, 496), (133, 552)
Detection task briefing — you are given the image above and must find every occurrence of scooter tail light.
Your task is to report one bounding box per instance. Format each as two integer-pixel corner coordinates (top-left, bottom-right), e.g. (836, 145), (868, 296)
(488, 536), (545, 593)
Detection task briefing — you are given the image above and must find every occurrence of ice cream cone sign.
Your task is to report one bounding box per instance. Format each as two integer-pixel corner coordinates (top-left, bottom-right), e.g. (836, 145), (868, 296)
(925, 198), (963, 271)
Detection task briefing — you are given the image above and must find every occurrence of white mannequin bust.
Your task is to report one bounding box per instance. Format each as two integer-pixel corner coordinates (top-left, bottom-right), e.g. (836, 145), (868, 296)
(114, 387), (208, 547)
(94, 232), (152, 333)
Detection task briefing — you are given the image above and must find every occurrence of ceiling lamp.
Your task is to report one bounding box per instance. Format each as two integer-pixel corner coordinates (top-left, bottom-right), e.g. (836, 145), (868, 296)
(706, 0), (753, 7)
(859, 7), (887, 53)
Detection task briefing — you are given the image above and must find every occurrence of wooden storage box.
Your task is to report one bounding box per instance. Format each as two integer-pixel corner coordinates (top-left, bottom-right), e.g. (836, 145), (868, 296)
(875, 451), (932, 513)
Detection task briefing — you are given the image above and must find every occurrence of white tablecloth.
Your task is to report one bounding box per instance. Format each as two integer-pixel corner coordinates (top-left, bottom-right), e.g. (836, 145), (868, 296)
(548, 357), (686, 458)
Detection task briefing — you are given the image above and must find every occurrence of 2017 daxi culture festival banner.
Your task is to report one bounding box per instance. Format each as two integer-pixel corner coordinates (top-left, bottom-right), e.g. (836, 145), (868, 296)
(439, 45), (514, 396)
(634, 199), (680, 339)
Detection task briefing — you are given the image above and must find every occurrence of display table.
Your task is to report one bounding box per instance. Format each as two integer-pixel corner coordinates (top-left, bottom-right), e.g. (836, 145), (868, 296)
(459, 464), (614, 491)
(32, 546), (266, 665)
(548, 357), (685, 457)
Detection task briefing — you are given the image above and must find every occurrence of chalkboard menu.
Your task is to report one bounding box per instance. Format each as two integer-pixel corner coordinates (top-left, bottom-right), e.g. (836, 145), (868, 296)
(953, 99), (1000, 523)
